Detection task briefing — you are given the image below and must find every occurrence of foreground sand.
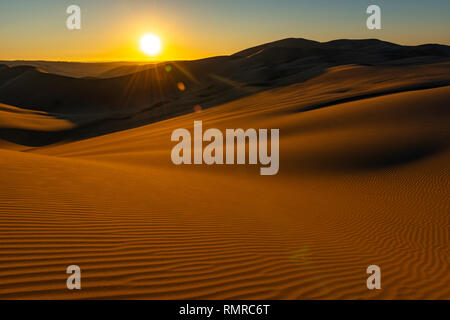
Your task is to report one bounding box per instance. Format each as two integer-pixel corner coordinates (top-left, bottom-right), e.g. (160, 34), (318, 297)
(0, 80), (449, 299)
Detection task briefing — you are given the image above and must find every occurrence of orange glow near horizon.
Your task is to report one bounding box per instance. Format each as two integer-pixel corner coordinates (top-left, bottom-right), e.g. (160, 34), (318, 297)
(0, 19), (220, 63)
(1, 1), (449, 63)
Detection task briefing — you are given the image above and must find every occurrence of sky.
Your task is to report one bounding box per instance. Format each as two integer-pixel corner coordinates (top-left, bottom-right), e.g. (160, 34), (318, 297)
(1, 0), (449, 61)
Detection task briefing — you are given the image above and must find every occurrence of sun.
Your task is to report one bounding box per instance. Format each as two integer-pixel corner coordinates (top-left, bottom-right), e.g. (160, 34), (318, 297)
(140, 34), (162, 56)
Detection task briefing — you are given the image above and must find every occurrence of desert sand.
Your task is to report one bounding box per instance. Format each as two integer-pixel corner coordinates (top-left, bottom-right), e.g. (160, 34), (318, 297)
(0, 39), (449, 299)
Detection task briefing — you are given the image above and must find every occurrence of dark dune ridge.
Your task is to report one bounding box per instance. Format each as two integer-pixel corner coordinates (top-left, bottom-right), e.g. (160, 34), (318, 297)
(0, 61), (153, 78)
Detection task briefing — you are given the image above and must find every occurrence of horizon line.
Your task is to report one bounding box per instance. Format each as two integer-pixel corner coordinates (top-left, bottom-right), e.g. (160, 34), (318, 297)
(1, 37), (449, 64)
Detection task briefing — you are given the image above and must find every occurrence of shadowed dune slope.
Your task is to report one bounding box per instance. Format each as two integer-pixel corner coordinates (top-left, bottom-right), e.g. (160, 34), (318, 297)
(0, 62), (449, 147)
(0, 84), (448, 299)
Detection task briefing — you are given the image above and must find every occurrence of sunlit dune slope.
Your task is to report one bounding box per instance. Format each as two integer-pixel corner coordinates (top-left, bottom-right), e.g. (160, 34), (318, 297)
(0, 84), (448, 299)
(0, 103), (76, 148)
(0, 103), (73, 131)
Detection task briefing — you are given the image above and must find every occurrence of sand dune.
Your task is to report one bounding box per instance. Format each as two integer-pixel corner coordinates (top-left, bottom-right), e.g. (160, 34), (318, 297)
(0, 61), (154, 79)
(0, 85), (449, 299)
(0, 38), (449, 299)
(0, 103), (76, 147)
